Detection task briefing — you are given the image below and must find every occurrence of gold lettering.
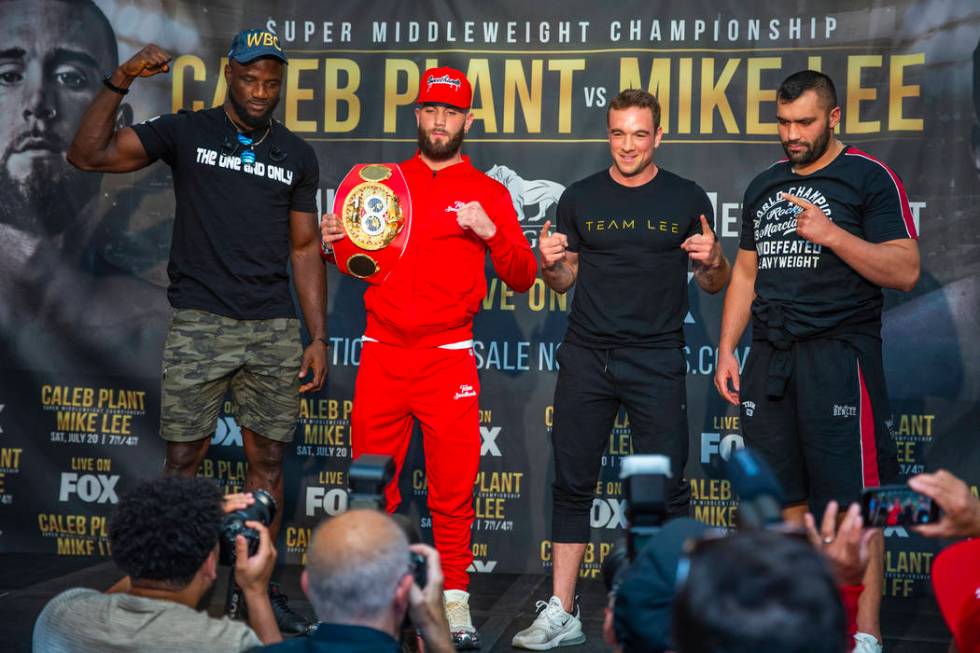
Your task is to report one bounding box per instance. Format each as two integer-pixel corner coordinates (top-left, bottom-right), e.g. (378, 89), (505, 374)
(503, 59), (543, 133)
(286, 527), (311, 549)
(0, 448), (22, 469)
(619, 57), (671, 131)
(325, 59), (362, 132)
(172, 55), (207, 112)
(57, 538), (94, 556)
(467, 59), (497, 132)
(548, 59), (586, 133)
(677, 57), (694, 134)
(285, 58), (319, 132)
(211, 58), (229, 107)
(700, 58), (741, 134)
(475, 496), (505, 519)
(746, 57), (781, 135)
(384, 59), (420, 133)
(846, 55), (882, 134)
(889, 53), (924, 131)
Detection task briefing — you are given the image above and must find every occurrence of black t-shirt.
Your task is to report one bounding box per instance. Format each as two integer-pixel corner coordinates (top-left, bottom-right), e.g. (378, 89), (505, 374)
(132, 107), (319, 319)
(740, 146), (917, 337)
(557, 168), (712, 348)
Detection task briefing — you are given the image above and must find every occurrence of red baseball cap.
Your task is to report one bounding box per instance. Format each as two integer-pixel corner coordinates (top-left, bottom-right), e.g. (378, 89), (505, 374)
(932, 539), (980, 653)
(417, 66), (472, 110)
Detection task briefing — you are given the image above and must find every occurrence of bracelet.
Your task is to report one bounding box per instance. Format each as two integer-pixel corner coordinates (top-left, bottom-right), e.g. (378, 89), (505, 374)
(102, 76), (129, 95)
(317, 337), (330, 348)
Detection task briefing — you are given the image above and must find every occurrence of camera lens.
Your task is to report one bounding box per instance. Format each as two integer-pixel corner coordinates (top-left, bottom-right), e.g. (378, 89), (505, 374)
(219, 489), (278, 564)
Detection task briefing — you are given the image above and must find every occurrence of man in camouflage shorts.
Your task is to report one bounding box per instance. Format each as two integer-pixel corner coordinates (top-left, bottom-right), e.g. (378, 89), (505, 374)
(68, 30), (327, 634)
(162, 310), (305, 445)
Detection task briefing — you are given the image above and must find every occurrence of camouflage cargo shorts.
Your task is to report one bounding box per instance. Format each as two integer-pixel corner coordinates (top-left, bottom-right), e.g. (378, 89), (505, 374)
(160, 309), (302, 443)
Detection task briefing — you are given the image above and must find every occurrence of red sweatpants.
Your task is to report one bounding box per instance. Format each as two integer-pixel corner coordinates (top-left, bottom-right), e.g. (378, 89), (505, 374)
(352, 340), (481, 591)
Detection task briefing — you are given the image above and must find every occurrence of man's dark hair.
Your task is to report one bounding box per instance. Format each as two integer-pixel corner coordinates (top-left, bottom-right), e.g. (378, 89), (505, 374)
(109, 476), (223, 587)
(672, 531), (846, 653)
(777, 70), (838, 110)
(0, 0), (120, 69)
(608, 88), (662, 129)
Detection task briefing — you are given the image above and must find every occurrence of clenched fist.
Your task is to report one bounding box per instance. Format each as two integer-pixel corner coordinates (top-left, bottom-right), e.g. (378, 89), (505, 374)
(455, 201), (497, 240)
(118, 44), (172, 80)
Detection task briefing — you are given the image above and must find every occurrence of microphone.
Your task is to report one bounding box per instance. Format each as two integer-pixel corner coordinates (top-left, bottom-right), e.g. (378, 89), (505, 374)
(221, 136), (239, 156)
(714, 448), (785, 529)
(270, 146), (287, 162)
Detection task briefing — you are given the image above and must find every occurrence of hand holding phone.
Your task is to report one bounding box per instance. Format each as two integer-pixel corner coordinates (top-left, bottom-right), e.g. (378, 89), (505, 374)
(908, 470), (980, 539)
(861, 484), (941, 528)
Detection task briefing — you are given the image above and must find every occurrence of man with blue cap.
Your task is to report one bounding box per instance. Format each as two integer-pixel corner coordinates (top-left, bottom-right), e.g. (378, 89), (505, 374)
(68, 29), (327, 636)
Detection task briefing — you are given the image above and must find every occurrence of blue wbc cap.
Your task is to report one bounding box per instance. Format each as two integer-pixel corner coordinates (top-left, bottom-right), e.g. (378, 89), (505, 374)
(228, 29), (287, 64)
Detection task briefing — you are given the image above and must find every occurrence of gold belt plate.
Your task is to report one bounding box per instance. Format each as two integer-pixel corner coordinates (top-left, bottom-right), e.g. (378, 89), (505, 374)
(341, 180), (404, 251)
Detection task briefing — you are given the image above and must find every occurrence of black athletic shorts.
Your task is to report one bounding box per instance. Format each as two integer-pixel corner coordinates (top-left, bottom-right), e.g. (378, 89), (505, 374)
(739, 335), (899, 511)
(551, 342), (690, 543)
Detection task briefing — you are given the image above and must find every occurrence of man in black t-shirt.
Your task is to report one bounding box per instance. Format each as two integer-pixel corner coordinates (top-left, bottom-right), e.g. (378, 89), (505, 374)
(513, 89), (730, 651)
(714, 71), (920, 653)
(67, 30), (327, 634)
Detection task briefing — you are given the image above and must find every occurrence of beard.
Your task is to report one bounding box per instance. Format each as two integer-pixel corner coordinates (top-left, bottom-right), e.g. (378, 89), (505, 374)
(228, 90), (279, 130)
(782, 123), (833, 166)
(0, 152), (99, 238)
(417, 124), (465, 161)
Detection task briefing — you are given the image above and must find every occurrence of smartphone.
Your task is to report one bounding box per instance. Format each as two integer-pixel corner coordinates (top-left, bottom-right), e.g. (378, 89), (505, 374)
(860, 484), (941, 527)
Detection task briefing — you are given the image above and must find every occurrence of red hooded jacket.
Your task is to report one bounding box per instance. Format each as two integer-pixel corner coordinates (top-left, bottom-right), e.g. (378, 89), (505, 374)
(362, 154), (537, 347)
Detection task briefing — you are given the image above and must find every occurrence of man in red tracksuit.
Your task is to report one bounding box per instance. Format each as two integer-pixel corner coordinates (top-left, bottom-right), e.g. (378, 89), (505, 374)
(321, 66), (536, 650)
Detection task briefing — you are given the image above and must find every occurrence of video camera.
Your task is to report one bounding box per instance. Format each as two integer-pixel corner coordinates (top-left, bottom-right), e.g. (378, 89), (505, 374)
(707, 447), (784, 530)
(607, 448), (786, 653)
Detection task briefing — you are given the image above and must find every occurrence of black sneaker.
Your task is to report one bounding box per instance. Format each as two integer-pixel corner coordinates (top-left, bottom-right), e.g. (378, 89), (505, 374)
(268, 582), (315, 636)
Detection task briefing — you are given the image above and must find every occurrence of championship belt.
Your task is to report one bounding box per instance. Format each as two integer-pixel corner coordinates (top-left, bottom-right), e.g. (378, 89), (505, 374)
(329, 163), (412, 284)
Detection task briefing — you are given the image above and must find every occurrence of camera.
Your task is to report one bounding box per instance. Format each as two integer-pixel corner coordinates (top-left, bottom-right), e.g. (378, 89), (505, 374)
(219, 488), (277, 565)
(603, 454), (672, 591)
(621, 454), (671, 560)
(348, 454), (396, 510)
(409, 550), (428, 588)
(346, 455), (428, 587)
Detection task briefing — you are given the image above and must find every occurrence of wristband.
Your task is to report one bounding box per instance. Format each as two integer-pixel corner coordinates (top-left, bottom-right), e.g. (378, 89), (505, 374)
(102, 75), (129, 95)
(317, 337), (330, 348)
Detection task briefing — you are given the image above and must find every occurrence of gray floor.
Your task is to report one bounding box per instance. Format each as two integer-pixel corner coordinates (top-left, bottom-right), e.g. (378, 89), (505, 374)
(0, 554), (954, 652)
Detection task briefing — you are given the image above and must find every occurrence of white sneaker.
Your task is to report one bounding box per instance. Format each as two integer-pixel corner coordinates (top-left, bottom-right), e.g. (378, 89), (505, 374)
(444, 589), (480, 650)
(511, 596), (586, 650)
(853, 632), (883, 653)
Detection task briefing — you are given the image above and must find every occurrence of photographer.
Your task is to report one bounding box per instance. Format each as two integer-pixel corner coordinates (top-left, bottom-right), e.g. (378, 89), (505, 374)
(257, 509), (453, 653)
(673, 530), (848, 653)
(606, 449), (874, 653)
(33, 476), (281, 651)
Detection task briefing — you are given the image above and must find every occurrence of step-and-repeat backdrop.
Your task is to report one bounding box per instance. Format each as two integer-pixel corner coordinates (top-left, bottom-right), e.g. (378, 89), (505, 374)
(1, 0), (977, 613)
